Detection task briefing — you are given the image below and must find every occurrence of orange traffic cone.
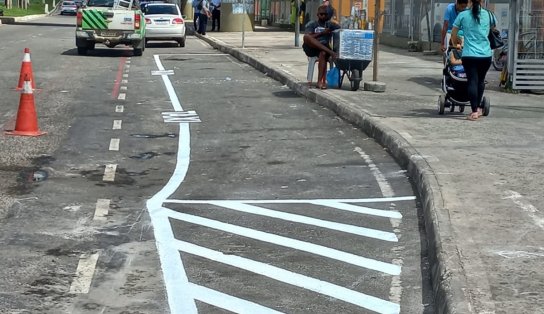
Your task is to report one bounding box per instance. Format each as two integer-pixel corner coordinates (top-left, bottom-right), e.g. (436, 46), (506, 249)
(5, 76), (46, 137)
(16, 48), (36, 90)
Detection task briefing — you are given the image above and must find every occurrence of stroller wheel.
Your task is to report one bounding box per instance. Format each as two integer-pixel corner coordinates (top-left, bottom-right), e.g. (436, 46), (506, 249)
(482, 96), (491, 116)
(449, 102), (455, 112)
(438, 95), (446, 115)
(459, 105), (465, 113)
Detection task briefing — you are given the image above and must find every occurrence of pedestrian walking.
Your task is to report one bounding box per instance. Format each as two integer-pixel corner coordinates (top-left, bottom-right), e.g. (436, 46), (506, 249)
(210, 0), (221, 31)
(440, 0), (469, 52)
(192, 0), (200, 32)
(451, 0), (493, 120)
(196, 0), (211, 35)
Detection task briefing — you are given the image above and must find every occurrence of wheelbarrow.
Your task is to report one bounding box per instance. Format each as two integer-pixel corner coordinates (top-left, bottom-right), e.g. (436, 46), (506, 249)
(335, 58), (371, 91)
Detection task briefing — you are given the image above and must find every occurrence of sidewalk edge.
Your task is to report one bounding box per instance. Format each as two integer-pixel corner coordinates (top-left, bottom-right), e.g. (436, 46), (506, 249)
(198, 34), (472, 314)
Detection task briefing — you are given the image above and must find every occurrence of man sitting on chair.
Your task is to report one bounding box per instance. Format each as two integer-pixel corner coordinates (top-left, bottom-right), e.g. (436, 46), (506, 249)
(303, 5), (340, 89)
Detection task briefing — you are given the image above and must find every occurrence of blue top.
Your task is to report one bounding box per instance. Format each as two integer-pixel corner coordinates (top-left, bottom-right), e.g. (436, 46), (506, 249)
(305, 20), (341, 45)
(444, 3), (458, 33)
(453, 8), (492, 57)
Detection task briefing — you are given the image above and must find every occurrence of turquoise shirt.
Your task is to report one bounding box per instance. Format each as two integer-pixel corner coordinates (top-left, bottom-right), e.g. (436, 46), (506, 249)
(453, 8), (492, 57)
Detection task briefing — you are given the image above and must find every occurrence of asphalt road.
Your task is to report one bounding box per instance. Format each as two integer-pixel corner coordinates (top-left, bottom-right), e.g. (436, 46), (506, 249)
(0, 15), (434, 313)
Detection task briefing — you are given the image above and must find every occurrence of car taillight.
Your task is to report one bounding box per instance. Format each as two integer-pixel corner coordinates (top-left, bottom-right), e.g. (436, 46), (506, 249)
(145, 18), (151, 24)
(76, 11), (82, 27)
(135, 13), (141, 29)
(172, 18), (184, 24)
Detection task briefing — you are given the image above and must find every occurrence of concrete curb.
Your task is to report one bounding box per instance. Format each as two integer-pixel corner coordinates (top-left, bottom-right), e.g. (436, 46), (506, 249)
(0, 14), (48, 24)
(197, 33), (471, 314)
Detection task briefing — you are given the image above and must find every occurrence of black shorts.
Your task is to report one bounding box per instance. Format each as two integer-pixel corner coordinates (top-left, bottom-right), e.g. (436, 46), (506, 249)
(303, 43), (330, 58)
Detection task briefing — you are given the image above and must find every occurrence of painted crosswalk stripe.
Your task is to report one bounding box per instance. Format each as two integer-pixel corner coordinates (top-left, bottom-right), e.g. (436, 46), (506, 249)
(207, 201), (397, 242)
(113, 120), (122, 130)
(109, 138), (120, 151)
(310, 200), (402, 219)
(69, 252), (100, 293)
(164, 208), (400, 275)
(103, 164), (117, 182)
(188, 283), (285, 314)
(174, 240), (400, 314)
(93, 199), (110, 221)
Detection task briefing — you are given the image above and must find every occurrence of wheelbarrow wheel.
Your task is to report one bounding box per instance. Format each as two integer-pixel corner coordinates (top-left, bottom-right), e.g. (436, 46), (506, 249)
(350, 70), (361, 91)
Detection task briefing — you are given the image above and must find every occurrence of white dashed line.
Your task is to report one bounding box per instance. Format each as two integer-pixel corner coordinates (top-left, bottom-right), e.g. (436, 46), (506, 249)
(121, 79), (128, 84)
(113, 120), (122, 129)
(93, 199), (110, 221)
(118, 93), (126, 100)
(109, 138), (120, 151)
(69, 252), (100, 293)
(123, 74), (129, 78)
(115, 105), (124, 113)
(120, 86), (127, 91)
(103, 164), (117, 182)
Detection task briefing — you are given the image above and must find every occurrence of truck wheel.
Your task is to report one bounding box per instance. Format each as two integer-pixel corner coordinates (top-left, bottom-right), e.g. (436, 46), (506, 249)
(77, 47), (87, 55)
(133, 48), (143, 56)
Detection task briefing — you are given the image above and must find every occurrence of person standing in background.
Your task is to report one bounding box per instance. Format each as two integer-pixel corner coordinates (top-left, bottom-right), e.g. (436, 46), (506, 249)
(451, 0), (493, 120)
(192, 0), (200, 32)
(210, 0), (221, 31)
(197, 0), (211, 35)
(322, 0), (337, 22)
(441, 0), (469, 52)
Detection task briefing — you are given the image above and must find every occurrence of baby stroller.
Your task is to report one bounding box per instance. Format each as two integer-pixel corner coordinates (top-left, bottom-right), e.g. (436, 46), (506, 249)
(437, 48), (491, 115)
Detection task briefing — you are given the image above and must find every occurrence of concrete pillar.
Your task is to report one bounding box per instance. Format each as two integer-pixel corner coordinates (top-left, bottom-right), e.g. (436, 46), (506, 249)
(220, 2), (255, 32)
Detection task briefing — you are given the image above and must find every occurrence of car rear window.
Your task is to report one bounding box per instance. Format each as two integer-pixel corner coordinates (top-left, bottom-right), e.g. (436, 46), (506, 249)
(146, 5), (177, 15)
(63, 1), (75, 4)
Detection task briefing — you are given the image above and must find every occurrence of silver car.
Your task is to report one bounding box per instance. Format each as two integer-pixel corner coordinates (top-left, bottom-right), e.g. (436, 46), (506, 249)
(60, 1), (78, 15)
(144, 3), (186, 47)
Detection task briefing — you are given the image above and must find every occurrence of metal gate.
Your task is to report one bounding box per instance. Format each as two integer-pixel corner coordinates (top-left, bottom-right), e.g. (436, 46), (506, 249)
(511, 0), (544, 90)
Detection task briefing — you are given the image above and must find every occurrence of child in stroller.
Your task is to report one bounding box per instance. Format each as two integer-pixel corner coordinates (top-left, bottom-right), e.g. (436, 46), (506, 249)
(438, 38), (470, 113)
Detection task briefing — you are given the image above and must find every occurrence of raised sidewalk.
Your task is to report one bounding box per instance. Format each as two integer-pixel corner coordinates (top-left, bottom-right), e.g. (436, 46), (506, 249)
(196, 30), (544, 314)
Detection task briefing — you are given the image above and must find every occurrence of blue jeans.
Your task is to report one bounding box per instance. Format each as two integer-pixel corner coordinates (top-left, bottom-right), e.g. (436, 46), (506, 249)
(198, 14), (208, 34)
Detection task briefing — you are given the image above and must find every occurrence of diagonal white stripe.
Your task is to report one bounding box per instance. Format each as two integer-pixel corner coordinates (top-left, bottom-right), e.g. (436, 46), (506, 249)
(175, 240), (400, 314)
(164, 196), (416, 204)
(163, 207), (400, 275)
(208, 201), (398, 242)
(310, 200), (402, 219)
(188, 283), (285, 314)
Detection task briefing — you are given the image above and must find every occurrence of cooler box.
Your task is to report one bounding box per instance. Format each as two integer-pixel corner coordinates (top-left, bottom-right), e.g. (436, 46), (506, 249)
(333, 29), (374, 61)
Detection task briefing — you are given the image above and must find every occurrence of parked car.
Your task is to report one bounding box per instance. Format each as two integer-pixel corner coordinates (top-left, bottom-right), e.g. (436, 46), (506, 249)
(143, 3), (186, 47)
(60, 1), (78, 14)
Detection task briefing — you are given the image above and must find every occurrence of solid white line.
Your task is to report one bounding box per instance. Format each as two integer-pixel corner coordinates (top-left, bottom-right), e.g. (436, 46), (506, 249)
(115, 105), (124, 113)
(109, 138), (120, 151)
(118, 93), (126, 100)
(103, 164), (117, 182)
(310, 200), (402, 219)
(188, 283), (285, 314)
(208, 201), (397, 242)
(147, 54), (197, 313)
(69, 252), (100, 293)
(93, 199), (110, 221)
(163, 207), (400, 274)
(174, 240), (400, 314)
(354, 147), (395, 197)
(113, 120), (122, 130)
(163, 53), (229, 56)
(165, 196), (416, 204)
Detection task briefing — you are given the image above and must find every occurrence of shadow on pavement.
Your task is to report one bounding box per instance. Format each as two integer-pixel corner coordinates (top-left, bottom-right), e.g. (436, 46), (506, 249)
(12, 21), (76, 28)
(61, 48), (133, 58)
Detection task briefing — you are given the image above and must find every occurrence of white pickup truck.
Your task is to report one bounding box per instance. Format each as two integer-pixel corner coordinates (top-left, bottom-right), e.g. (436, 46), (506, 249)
(75, 0), (146, 56)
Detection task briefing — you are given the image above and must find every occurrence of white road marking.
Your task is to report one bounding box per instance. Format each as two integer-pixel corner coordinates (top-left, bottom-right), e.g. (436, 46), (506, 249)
(147, 54), (197, 313)
(152, 70), (175, 76)
(125, 68), (130, 73)
(163, 207), (400, 275)
(122, 79), (128, 84)
(174, 240), (400, 314)
(115, 105), (124, 113)
(69, 252), (100, 293)
(310, 200), (402, 219)
(162, 111), (201, 123)
(126, 60), (131, 64)
(207, 201), (398, 242)
(123, 74), (129, 78)
(496, 250), (544, 259)
(118, 93), (126, 100)
(113, 120), (122, 130)
(120, 86), (128, 91)
(125, 64), (131, 68)
(503, 190), (544, 230)
(188, 283), (285, 314)
(93, 199), (110, 221)
(103, 164), (117, 182)
(354, 146), (395, 197)
(109, 138), (120, 151)
(166, 196), (415, 204)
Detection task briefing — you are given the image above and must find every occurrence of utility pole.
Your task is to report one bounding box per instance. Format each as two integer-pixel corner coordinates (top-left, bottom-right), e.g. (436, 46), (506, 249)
(372, 0), (380, 81)
(295, 0), (300, 47)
